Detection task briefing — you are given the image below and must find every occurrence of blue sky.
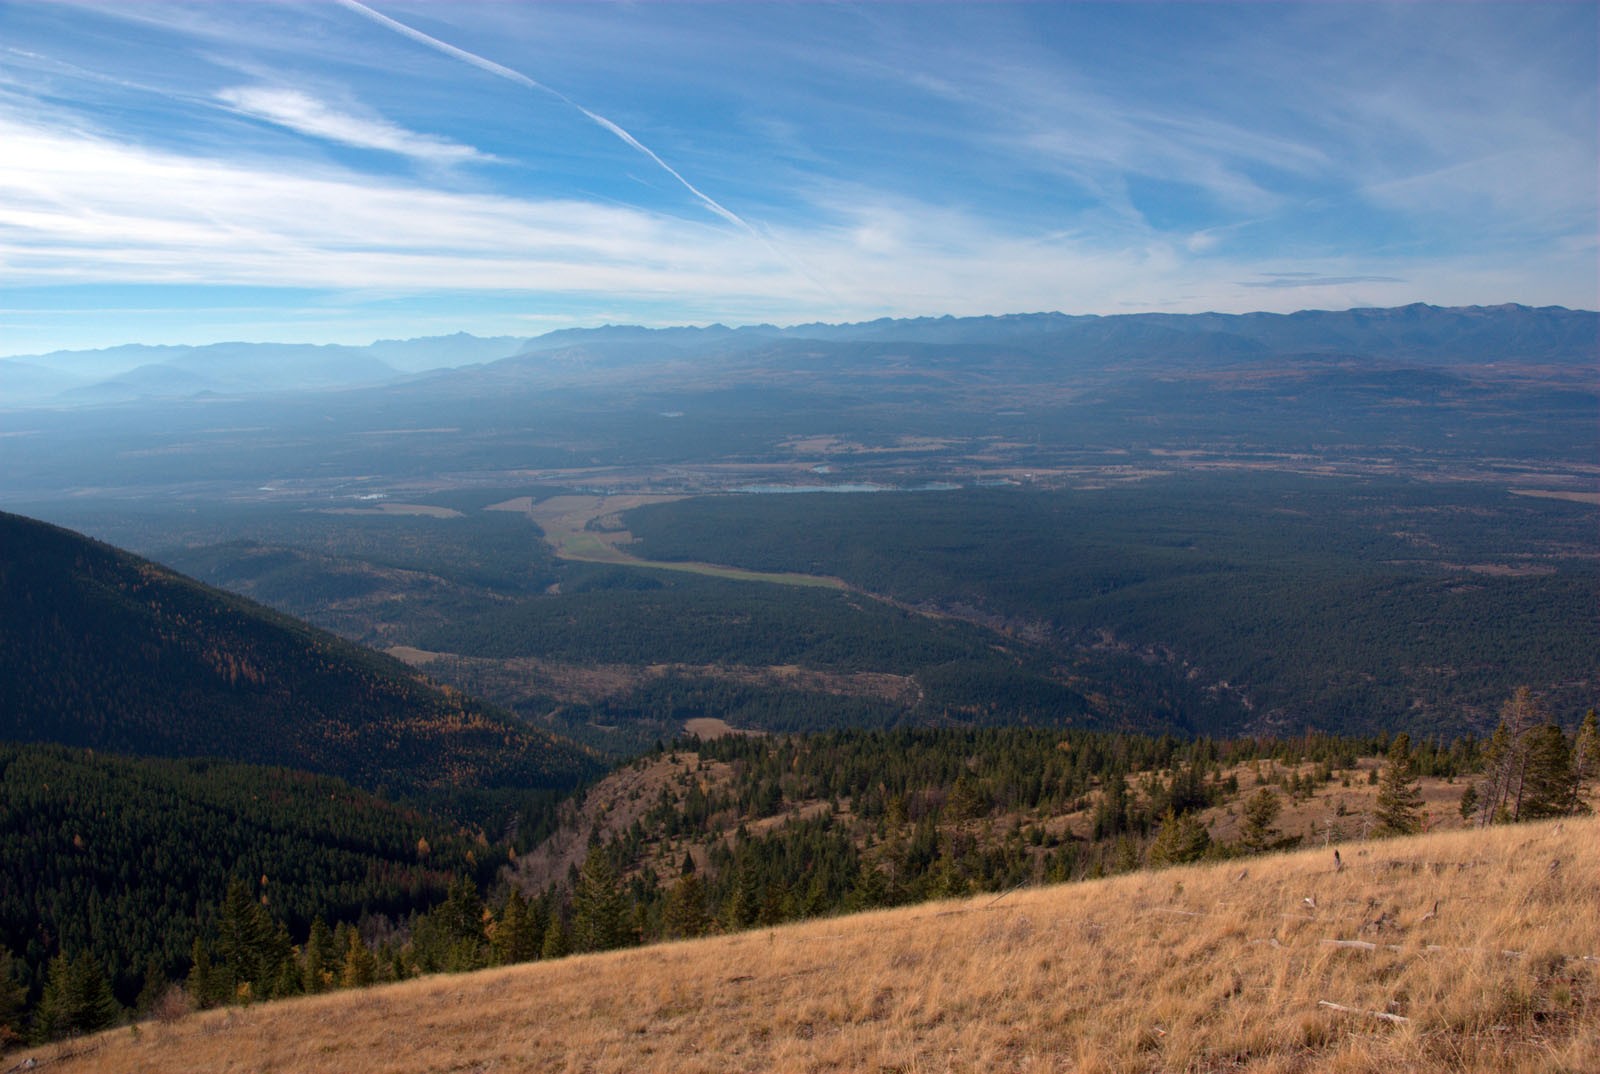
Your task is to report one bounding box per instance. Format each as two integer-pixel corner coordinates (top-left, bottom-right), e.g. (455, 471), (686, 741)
(1, 1), (1595, 355)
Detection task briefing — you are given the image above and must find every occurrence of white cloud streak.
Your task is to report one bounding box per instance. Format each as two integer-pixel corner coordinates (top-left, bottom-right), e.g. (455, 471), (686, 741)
(216, 86), (487, 164)
(331, 0), (758, 236)
(3, 109), (1591, 331)
(0, 116), (780, 293)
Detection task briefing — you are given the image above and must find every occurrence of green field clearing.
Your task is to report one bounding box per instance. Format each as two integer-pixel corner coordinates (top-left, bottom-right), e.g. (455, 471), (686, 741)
(558, 536), (844, 588)
(531, 495), (845, 589)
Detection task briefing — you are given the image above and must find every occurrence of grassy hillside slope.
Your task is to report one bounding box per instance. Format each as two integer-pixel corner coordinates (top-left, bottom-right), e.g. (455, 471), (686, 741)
(0, 511), (595, 794)
(23, 817), (1596, 1073)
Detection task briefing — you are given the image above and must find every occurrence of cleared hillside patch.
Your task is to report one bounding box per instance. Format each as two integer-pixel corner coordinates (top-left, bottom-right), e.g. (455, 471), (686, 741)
(20, 817), (1596, 1074)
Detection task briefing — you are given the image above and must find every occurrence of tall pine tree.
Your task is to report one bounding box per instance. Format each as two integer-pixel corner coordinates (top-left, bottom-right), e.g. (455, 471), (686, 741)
(1519, 725), (1579, 819)
(1479, 688), (1542, 824)
(572, 852), (631, 952)
(1374, 733), (1424, 836)
(1572, 710), (1600, 798)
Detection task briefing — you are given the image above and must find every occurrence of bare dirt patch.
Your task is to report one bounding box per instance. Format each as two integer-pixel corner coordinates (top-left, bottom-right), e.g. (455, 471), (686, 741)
(1510, 487), (1600, 505)
(385, 645), (442, 666)
(384, 649), (920, 708)
(1457, 562), (1559, 577)
(509, 751), (736, 889)
(683, 717), (759, 739)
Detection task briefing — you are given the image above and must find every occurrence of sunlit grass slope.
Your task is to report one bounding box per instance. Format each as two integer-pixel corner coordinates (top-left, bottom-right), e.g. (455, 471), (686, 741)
(25, 817), (1597, 1074)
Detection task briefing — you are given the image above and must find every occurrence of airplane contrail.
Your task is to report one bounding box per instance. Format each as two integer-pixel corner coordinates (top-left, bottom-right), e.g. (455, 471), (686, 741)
(333, 0), (756, 236)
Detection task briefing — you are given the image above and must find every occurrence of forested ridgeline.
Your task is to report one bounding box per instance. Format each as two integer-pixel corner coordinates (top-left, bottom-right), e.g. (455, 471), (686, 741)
(0, 511), (597, 793)
(520, 714), (1596, 945)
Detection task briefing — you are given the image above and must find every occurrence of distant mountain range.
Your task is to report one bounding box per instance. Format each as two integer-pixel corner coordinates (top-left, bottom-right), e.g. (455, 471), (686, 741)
(2, 303), (1592, 409)
(521, 301), (1598, 361)
(0, 333), (533, 407)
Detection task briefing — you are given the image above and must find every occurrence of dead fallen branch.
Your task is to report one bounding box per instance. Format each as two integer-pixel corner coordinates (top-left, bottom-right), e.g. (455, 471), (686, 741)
(1318, 1000), (1410, 1024)
(1319, 938), (1600, 962)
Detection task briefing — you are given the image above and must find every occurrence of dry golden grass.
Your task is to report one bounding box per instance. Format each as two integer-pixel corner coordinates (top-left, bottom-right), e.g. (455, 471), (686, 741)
(19, 817), (1596, 1074)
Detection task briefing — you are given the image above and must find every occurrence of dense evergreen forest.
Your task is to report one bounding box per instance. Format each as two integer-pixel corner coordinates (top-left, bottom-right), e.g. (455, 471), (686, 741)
(624, 477), (1598, 735)
(0, 743), (500, 1034)
(29, 472), (1594, 756)
(0, 511), (596, 794)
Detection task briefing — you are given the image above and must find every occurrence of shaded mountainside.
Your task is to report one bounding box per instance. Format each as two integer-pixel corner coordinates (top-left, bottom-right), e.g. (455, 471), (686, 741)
(0, 511), (597, 794)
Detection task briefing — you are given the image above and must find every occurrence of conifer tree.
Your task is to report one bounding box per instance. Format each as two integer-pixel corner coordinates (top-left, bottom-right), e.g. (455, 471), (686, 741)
(540, 915), (569, 960)
(1092, 773), (1130, 840)
(492, 889), (540, 966)
(0, 948), (27, 1047)
(186, 937), (218, 1009)
(214, 877), (262, 995)
(663, 872), (709, 939)
(1239, 787), (1282, 852)
(266, 921), (300, 999)
(1480, 688), (1543, 823)
(1457, 783), (1478, 821)
(1519, 725), (1579, 819)
(1375, 733), (1424, 836)
(433, 876), (487, 972)
(338, 928), (376, 989)
(1148, 808), (1211, 866)
(436, 876), (487, 949)
(1572, 709), (1600, 794)
(32, 952), (119, 1042)
(572, 852), (631, 952)
(210, 876), (293, 1001)
(133, 957), (169, 1017)
(301, 917), (335, 993)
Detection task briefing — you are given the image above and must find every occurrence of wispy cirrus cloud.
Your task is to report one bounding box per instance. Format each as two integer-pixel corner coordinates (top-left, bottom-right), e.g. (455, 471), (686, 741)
(216, 85), (487, 165)
(1241, 273), (1406, 290)
(0, 115), (787, 294)
(332, 0), (759, 234)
